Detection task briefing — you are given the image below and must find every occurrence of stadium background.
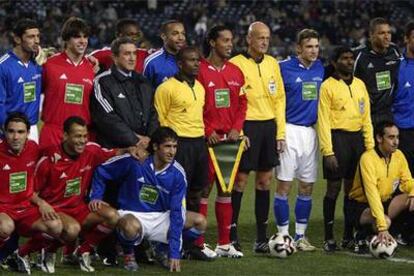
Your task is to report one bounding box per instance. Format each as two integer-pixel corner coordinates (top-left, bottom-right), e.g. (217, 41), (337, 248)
(1, 0), (414, 274)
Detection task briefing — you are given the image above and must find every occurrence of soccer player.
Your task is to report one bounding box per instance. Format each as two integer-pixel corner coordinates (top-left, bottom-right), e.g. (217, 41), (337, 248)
(143, 20), (186, 88)
(196, 25), (247, 257)
(39, 17), (95, 150)
(0, 19), (42, 142)
(33, 116), (127, 273)
(318, 46), (374, 252)
(353, 17), (400, 125)
(274, 29), (324, 251)
(0, 112), (63, 274)
(229, 21), (286, 253)
(90, 127), (208, 272)
(348, 121), (414, 250)
(154, 47), (213, 260)
(91, 36), (158, 149)
(89, 18), (151, 73)
(393, 21), (414, 175)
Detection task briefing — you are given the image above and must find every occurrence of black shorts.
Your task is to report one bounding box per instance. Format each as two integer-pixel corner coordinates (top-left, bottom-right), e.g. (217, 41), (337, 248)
(174, 136), (208, 212)
(398, 128), (414, 175)
(348, 199), (391, 229)
(323, 130), (364, 180)
(239, 120), (278, 172)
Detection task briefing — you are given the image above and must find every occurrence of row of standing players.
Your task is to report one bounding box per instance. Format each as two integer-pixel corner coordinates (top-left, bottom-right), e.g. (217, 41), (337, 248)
(1, 15), (414, 273)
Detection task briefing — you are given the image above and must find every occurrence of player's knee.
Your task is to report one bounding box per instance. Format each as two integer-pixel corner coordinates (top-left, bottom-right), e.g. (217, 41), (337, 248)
(276, 181), (291, 196)
(385, 216), (391, 228)
(325, 181), (341, 200)
(235, 173), (248, 191)
(118, 216), (141, 239)
(45, 219), (63, 236)
(0, 218), (15, 237)
(64, 222), (81, 241)
(193, 213), (207, 231)
(298, 183), (313, 197)
(100, 207), (120, 226)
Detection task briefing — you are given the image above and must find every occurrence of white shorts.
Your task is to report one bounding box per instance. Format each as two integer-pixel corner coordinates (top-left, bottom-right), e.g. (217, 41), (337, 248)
(29, 125), (39, 143)
(276, 123), (318, 183)
(118, 210), (170, 244)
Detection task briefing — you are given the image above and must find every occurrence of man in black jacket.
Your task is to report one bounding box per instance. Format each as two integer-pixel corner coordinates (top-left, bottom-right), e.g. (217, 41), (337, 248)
(91, 37), (158, 149)
(90, 36), (158, 266)
(353, 17), (401, 126)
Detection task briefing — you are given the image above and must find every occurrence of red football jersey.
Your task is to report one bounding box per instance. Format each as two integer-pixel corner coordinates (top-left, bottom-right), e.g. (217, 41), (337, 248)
(197, 59), (247, 137)
(41, 52), (95, 126)
(35, 142), (116, 208)
(0, 140), (39, 209)
(89, 47), (151, 73)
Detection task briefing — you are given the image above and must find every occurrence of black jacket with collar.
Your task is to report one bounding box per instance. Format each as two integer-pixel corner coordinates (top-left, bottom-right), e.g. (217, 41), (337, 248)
(90, 65), (159, 148)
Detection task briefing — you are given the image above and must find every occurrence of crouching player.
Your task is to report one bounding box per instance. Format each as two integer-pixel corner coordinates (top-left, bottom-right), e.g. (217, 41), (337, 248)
(348, 121), (414, 252)
(31, 116), (124, 273)
(0, 112), (63, 274)
(90, 127), (208, 272)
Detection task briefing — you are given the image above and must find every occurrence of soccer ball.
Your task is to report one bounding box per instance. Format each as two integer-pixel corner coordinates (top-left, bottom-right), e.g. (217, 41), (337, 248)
(268, 233), (295, 258)
(369, 235), (397, 259)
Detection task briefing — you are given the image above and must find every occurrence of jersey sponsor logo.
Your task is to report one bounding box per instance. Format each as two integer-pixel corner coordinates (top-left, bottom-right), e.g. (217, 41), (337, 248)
(3, 164), (11, 170)
(139, 184), (159, 204)
(59, 73), (68, 80)
(59, 172), (68, 179)
(301, 82), (317, 101)
(227, 80), (241, 86)
(64, 177), (81, 197)
(9, 171), (27, 193)
(64, 83), (84, 104)
(117, 93), (126, 99)
(208, 81), (215, 87)
(17, 77), (24, 83)
(23, 82), (36, 103)
(404, 81), (411, 88)
(375, 70), (391, 91)
(214, 89), (231, 108)
(295, 77), (302, 83)
(367, 62), (374, 68)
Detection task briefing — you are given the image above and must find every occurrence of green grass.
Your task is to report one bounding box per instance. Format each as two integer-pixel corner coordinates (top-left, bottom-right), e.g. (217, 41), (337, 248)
(4, 174), (414, 275)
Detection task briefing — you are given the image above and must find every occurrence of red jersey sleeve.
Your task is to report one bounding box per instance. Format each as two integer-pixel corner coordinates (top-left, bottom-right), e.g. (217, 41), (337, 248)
(34, 156), (50, 193)
(87, 142), (117, 167)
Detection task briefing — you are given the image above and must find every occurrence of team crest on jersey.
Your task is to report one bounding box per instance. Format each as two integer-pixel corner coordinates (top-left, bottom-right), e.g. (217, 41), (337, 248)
(358, 98), (365, 114)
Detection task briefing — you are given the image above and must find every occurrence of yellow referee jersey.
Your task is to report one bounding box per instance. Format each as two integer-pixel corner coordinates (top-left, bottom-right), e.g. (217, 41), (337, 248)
(154, 76), (205, 138)
(349, 148), (414, 231)
(317, 75), (374, 156)
(230, 53), (286, 140)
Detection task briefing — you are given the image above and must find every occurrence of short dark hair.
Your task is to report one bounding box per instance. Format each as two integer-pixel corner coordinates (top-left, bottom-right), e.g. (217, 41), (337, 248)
(149, 127), (178, 154)
(13, 19), (39, 38)
(111, 37), (135, 56)
(405, 21), (414, 38)
(176, 46), (199, 62)
(4, 112), (30, 131)
(63, 116), (86, 134)
(160, 20), (183, 35)
(116, 18), (139, 36)
(203, 25), (232, 56)
(61, 17), (90, 41)
(296, 28), (319, 45)
(369, 17), (389, 34)
(330, 45), (353, 62)
(374, 120), (397, 138)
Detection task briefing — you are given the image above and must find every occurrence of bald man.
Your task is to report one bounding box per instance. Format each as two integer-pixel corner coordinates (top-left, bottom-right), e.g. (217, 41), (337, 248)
(229, 22), (286, 253)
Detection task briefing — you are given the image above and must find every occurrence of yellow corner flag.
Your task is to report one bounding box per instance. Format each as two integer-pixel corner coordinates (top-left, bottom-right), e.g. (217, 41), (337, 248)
(208, 139), (245, 193)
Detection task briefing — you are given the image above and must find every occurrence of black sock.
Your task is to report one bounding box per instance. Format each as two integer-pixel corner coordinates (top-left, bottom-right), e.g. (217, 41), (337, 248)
(230, 190), (243, 242)
(255, 189), (270, 242)
(343, 196), (353, 240)
(323, 196), (336, 241)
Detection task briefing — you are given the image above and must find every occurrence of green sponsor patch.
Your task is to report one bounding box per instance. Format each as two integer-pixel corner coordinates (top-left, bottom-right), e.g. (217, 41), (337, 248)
(302, 82), (317, 101)
(23, 82), (36, 103)
(64, 177), (81, 197)
(9, 171), (27, 193)
(139, 185), (159, 204)
(64, 83), (84, 104)
(214, 89), (230, 108)
(375, 71), (391, 91)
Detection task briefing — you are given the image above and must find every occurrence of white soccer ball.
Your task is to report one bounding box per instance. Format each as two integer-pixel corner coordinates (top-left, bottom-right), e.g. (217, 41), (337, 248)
(369, 235), (397, 259)
(268, 233), (295, 258)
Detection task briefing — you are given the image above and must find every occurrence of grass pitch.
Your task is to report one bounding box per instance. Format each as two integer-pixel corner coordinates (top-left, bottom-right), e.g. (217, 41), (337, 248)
(3, 174), (414, 275)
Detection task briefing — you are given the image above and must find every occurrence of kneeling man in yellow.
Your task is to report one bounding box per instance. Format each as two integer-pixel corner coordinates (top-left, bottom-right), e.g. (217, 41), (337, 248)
(349, 121), (414, 253)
